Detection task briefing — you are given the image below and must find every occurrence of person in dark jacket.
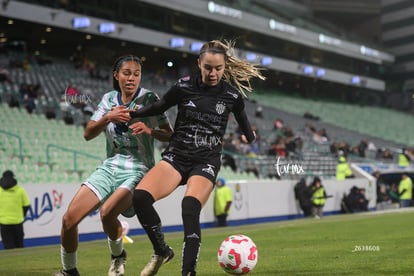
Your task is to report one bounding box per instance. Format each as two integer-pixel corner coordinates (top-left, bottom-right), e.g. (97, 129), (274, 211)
(294, 178), (313, 217)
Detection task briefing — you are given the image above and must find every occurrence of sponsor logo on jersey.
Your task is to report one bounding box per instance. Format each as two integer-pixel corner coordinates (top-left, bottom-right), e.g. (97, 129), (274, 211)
(216, 101), (226, 114)
(202, 164), (216, 176)
(184, 100), (197, 108)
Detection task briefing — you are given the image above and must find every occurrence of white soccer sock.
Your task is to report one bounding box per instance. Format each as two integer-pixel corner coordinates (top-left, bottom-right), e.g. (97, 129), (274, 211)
(61, 246), (77, 271)
(108, 236), (123, 257)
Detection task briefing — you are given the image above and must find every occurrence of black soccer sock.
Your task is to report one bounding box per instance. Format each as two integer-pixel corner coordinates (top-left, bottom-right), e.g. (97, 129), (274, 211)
(181, 196), (202, 275)
(133, 189), (168, 255)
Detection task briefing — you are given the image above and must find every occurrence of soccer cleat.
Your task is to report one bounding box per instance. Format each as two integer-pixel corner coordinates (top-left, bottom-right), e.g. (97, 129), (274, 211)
(140, 246), (174, 276)
(54, 268), (80, 276)
(108, 250), (127, 276)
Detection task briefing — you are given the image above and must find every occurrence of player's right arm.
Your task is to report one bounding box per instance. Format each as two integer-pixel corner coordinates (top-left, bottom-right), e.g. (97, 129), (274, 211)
(130, 86), (178, 118)
(84, 106), (131, 140)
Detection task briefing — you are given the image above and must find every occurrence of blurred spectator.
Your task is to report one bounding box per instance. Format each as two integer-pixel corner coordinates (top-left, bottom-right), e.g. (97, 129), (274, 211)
(294, 178), (312, 217)
(357, 188), (369, 211)
(398, 148), (411, 167)
(342, 186), (368, 213)
(20, 83), (40, 114)
(66, 85), (80, 96)
(255, 105), (263, 118)
(273, 118), (284, 130)
(214, 178), (233, 227)
(308, 177), (327, 218)
(398, 173), (412, 208)
(303, 111), (320, 121)
(389, 183), (401, 207)
(330, 141), (351, 158)
(312, 127), (329, 144)
(244, 160), (259, 178)
(336, 156), (355, 180)
(366, 140), (377, 151)
(303, 122), (314, 136)
(376, 184), (393, 210)
(0, 170), (31, 249)
(268, 136), (286, 157)
(376, 148), (394, 161)
(356, 139), (368, 158)
(222, 133), (238, 172)
(284, 128), (303, 158)
(248, 125), (260, 155)
(0, 67), (12, 83)
(372, 170), (381, 183)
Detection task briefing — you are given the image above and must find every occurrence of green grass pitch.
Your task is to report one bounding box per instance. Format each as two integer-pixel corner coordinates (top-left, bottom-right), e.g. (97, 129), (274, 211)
(0, 209), (413, 275)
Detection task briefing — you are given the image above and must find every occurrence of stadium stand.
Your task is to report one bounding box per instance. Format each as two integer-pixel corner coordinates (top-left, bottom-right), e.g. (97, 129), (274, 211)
(249, 90), (414, 147)
(1, 53), (412, 183)
(0, 102), (105, 184)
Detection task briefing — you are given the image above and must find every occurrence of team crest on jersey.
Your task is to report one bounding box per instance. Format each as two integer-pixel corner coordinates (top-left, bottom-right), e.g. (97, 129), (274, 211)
(215, 101), (226, 114)
(129, 103), (143, 111)
(202, 164), (216, 176)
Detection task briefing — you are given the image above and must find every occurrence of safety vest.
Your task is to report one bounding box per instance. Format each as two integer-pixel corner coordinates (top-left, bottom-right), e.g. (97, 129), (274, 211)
(398, 154), (410, 167)
(336, 163), (353, 180)
(312, 187), (326, 206)
(399, 177), (413, 200)
(214, 186), (233, 216)
(0, 184), (30, 224)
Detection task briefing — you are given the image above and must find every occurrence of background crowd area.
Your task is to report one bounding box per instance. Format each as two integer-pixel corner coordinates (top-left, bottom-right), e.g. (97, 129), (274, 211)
(294, 171), (414, 220)
(0, 47), (413, 183)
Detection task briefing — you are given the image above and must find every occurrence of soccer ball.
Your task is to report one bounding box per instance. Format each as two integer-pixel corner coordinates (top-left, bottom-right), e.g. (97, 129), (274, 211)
(217, 234), (258, 275)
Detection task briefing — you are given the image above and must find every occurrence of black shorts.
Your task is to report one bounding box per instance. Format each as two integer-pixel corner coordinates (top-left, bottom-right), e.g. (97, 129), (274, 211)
(161, 150), (221, 186)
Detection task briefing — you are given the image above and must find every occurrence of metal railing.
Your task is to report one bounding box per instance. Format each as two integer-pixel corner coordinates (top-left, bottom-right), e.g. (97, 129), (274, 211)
(46, 143), (102, 174)
(0, 129), (24, 164)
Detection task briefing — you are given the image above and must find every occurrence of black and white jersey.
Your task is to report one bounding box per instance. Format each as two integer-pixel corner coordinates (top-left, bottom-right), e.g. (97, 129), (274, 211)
(132, 75), (254, 162)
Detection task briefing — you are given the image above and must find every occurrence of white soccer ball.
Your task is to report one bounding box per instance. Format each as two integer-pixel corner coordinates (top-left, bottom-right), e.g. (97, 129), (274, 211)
(217, 234), (258, 275)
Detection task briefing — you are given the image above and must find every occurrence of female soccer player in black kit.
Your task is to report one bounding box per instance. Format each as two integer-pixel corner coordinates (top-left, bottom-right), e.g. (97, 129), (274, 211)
(130, 40), (265, 276)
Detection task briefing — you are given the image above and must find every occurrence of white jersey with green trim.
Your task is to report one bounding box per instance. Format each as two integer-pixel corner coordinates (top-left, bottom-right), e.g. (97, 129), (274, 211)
(91, 88), (169, 172)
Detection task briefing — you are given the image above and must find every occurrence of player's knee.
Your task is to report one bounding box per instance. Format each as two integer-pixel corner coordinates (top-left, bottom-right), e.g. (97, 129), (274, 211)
(182, 196), (202, 218)
(61, 212), (78, 232)
(133, 189), (155, 211)
(99, 205), (115, 224)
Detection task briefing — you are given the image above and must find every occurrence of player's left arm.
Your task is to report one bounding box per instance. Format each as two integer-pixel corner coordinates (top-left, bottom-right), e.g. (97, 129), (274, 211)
(232, 98), (256, 144)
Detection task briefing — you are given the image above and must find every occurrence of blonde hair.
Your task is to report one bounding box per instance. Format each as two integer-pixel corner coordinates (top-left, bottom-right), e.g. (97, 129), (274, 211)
(199, 39), (266, 97)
